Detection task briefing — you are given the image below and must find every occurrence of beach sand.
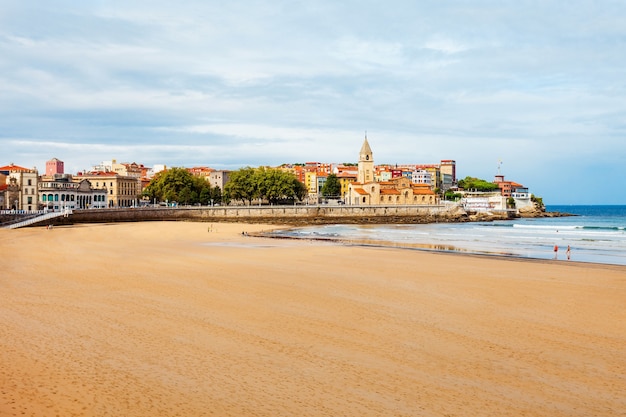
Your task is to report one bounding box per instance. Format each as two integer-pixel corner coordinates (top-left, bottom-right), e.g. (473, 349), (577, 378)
(1, 221), (625, 417)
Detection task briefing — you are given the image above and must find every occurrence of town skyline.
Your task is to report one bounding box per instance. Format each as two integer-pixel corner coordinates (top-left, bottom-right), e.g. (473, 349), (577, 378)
(2, 1), (625, 205)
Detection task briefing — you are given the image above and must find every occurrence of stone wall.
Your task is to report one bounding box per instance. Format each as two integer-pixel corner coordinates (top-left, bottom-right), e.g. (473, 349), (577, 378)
(45, 205), (474, 226)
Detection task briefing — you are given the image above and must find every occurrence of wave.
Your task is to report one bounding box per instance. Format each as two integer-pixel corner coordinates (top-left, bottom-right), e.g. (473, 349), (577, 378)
(512, 224), (580, 230)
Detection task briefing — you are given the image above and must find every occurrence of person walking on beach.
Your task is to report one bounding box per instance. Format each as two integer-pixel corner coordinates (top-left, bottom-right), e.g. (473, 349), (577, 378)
(553, 244), (559, 260)
(566, 245), (571, 260)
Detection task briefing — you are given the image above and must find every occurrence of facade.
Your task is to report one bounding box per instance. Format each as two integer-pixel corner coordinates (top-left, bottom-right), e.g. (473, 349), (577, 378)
(346, 138), (438, 206)
(39, 177), (107, 210)
(113, 161), (143, 178)
(0, 164), (39, 211)
(208, 170), (230, 190)
(76, 172), (141, 207)
(188, 166), (214, 182)
(46, 158), (64, 176)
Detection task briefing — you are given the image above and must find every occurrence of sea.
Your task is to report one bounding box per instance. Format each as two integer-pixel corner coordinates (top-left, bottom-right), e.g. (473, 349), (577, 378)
(267, 205), (626, 266)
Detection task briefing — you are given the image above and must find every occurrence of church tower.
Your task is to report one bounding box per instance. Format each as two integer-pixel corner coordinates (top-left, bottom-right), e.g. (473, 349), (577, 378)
(358, 135), (374, 184)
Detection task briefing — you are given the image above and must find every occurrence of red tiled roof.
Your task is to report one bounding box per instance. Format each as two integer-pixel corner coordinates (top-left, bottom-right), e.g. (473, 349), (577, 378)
(354, 188), (369, 196)
(0, 164), (31, 172)
(380, 189), (401, 195)
(412, 186), (435, 195)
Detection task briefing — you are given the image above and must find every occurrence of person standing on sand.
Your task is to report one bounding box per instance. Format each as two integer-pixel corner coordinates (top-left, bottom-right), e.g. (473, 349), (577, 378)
(566, 245), (571, 260)
(553, 244), (558, 260)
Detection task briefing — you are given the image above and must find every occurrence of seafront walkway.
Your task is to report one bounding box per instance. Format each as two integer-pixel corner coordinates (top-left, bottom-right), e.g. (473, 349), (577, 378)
(1, 203), (479, 227)
(2, 209), (73, 229)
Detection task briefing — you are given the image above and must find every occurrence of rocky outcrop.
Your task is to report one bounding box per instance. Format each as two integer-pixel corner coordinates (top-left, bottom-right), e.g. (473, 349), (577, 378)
(518, 203), (574, 218)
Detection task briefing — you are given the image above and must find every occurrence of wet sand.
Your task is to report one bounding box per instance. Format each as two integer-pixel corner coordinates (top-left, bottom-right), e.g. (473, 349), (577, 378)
(1, 221), (625, 416)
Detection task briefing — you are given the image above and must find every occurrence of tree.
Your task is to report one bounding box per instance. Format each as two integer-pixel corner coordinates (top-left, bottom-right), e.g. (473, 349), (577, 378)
(321, 173), (341, 198)
(444, 190), (463, 201)
(224, 167), (307, 205)
(142, 167), (214, 205)
(457, 176), (499, 192)
(507, 197), (516, 208)
(224, 167), (258, 205)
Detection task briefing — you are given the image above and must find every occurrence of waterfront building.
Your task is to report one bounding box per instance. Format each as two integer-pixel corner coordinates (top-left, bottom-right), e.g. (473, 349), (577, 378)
(346, 138), (437, 206)
(39, 176), (107, 210)
(0, 163), (39, 211)
(75, 171), (141, 208)
(494, 174), (532, 209)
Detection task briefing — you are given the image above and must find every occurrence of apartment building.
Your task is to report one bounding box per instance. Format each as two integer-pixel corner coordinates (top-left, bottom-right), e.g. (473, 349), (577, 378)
(0, 163), (39, 211)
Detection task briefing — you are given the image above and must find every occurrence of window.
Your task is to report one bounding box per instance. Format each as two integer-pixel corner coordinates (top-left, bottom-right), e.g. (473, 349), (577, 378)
(27, 197), (32, 204)
(28, 179), (32, 186)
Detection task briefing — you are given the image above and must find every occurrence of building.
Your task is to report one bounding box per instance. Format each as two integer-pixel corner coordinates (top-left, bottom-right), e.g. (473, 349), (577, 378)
(46, 158), (64, 176)
(75, 172), (141, 207)
(0, 163), (39, 211)
(494, 174), (533, 209)
(346, 137), (438, 206)
(39, 176), (107, 210)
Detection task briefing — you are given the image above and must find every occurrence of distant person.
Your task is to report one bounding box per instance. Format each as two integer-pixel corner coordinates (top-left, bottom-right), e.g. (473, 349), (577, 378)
(553, 244), (558, 260)
(566, 245), (571, 261)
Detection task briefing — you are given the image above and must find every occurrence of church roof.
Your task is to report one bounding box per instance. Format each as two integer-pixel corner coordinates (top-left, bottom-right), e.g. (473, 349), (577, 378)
(359, 136), (372, 156)
(353, 188), (369, 196)
(380, 189), (401, 195)
(412, 185), (435, 195)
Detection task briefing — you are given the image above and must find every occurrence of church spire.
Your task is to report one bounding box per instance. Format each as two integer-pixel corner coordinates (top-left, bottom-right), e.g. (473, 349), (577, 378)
(359, 134), (372, 159)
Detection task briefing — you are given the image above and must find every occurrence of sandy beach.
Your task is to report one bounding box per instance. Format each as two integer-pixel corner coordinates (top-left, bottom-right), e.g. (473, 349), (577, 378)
(1, 221), (625, 417)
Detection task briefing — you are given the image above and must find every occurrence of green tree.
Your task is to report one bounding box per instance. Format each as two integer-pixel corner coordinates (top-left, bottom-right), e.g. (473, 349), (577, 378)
(224, 167), (259, 205)
(531, 195), (544, 210)
(224, 167), (307, 205)
(507, 197), (516, 208)
(444, 190), (463, 201)
(142, 167), (214, 205)
(457, 176), (499, 192)
(321, 173), (341, 198)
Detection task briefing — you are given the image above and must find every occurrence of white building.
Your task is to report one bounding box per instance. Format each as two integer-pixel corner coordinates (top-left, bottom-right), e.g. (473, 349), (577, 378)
(39, 177), (108, 210)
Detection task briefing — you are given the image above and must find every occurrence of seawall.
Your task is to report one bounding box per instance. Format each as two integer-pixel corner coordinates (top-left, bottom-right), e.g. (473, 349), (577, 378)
(40, 205), (490, 226)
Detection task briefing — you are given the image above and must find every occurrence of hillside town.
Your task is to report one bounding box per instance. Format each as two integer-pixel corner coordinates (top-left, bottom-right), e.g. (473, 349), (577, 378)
(1, 137), (536, 215)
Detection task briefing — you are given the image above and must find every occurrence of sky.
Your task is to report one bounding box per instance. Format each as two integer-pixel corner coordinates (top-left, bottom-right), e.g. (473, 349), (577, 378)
(1, 1), (625, 205)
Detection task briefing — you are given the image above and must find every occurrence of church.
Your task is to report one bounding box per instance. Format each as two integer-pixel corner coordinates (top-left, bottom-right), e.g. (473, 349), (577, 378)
(346, 137), (438, 206)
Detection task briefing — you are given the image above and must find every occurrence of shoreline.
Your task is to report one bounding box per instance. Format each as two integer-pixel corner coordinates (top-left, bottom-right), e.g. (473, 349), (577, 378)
(254, 229), (625, 271)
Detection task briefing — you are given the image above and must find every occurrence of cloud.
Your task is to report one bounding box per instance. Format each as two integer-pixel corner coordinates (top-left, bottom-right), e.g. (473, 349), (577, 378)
(1, 1), (626, 203)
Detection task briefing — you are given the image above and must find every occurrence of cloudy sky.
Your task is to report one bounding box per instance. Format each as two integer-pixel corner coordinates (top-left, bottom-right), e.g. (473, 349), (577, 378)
(1, 1), (625, 204)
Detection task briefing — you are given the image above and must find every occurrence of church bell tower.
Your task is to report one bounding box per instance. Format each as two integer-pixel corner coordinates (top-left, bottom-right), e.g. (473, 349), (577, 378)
(358, 134), (374, 184)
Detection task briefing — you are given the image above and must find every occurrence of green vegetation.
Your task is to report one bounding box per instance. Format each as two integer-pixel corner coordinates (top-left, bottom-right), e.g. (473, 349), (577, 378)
(531, 194), (545, 209)
(457, 176), (499, 192)
(321, 173), (341, 198)
(443, 190), (463, 201)
(224, 166), (307, 205)
(142, 167), (222, 205)
(507, 197), (516, 208)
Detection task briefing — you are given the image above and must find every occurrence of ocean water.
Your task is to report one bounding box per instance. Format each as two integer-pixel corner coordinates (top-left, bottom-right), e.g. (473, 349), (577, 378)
(268, 205), (626, 266)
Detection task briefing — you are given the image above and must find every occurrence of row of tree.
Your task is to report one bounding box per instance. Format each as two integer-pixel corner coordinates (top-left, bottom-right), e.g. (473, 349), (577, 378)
(224, 167), (307, 205)
(142, 166), (308, 206)
(142, 168), (223, 205)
